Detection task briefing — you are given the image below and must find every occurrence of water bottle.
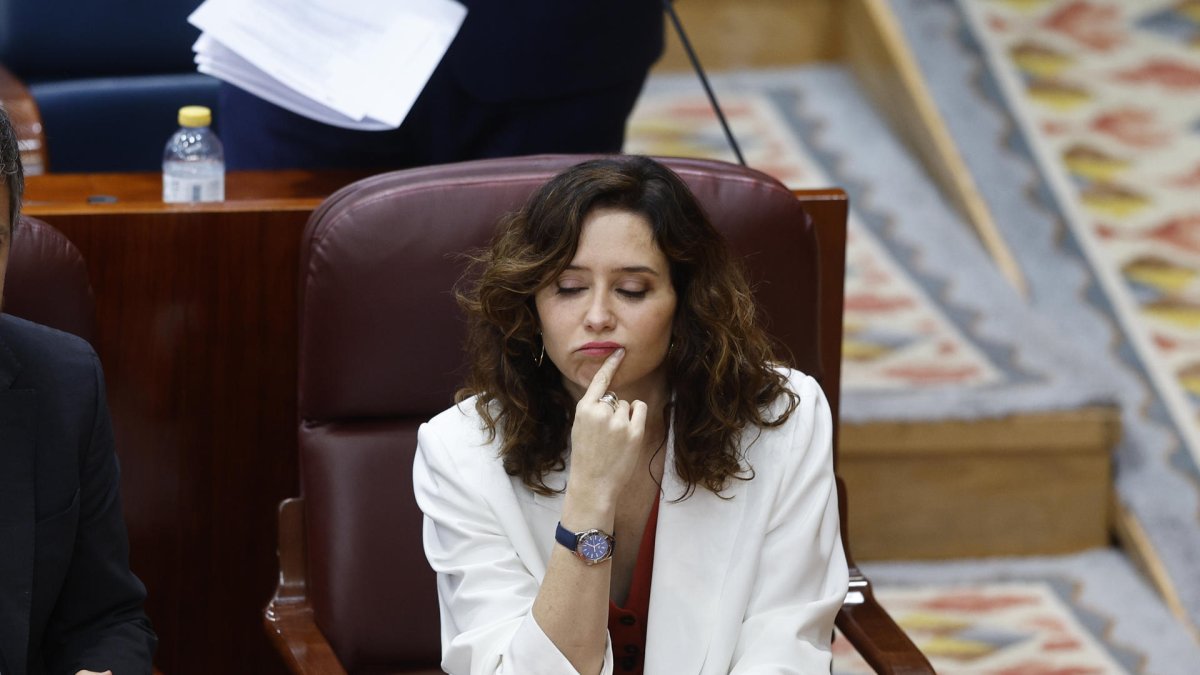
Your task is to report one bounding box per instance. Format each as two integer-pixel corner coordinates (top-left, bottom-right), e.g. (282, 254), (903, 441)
(162, 105), (225, 203)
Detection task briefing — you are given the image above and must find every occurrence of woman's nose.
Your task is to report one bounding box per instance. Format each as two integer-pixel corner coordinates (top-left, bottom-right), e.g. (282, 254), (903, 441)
(584, 294), (615, 331)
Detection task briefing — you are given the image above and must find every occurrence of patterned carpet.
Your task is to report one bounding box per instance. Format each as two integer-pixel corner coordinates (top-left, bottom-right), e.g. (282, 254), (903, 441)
(890, 0), (1200, 634)
(835, 550), (1200, 674)
(834, 582), (1134, 673)
(960, 0), (1200, 529)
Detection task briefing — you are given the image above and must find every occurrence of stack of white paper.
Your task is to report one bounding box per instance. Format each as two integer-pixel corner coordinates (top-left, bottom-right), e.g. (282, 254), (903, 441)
(190, 0), (467, 130)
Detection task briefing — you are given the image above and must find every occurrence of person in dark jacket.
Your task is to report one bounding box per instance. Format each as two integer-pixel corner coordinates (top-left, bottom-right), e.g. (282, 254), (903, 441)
(0, 105), (156, 675)
(218, 1), (664, 170)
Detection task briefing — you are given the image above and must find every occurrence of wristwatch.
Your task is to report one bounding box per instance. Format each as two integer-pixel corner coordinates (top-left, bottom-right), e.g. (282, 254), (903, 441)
(555, 522), (615, 565)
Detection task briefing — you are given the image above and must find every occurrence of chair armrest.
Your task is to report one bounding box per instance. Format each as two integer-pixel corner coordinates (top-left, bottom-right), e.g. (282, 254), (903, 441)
(837, 570), (934, 674)
(0, 63), (48, 174)
(835, 477), (933, 674)
(263, 497), (349, 675)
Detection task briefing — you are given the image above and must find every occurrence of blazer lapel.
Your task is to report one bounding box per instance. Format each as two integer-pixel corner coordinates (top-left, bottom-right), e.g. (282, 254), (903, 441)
(0, 335), (36, 675)
(523, 476), (566, 577)
(645, 428), (745, 675)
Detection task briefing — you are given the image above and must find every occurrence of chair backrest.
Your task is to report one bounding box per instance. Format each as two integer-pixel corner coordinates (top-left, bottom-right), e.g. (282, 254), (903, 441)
(0, 0), (218, 172)
(0, 0), (203, 80)
(297, 154), (844, 670)
(2, 215), (95, 343)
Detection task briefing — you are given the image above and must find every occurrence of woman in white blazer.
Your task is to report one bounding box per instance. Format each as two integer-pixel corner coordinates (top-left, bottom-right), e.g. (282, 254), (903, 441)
(413, 156), (848, 675)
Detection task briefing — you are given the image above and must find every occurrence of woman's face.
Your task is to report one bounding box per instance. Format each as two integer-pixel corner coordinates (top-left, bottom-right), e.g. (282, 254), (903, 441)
(534, 207), (677, 404)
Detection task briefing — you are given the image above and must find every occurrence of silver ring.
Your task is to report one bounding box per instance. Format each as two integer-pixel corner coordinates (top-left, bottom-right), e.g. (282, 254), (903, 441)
(598, 391), (619, 412)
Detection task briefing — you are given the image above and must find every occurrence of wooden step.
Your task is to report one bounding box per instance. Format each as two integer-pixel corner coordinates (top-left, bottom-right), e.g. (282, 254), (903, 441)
(839, 406), (1119, 560)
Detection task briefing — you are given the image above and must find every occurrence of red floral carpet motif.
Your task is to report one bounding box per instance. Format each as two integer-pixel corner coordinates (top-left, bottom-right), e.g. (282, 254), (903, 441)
(832, 583), (1132, 674)
(624, 90), (1003, 391)
(961, 0), (1200, 470)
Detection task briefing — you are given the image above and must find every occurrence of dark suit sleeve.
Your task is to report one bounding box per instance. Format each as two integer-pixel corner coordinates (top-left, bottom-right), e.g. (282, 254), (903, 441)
(43, 353), (156, 675)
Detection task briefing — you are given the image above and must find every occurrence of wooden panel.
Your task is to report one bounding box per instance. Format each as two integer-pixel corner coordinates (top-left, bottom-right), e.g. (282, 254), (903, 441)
(23, 170), (367, 212)
(24, 171), (361, 675)
(803, 190), (848, 457)
(840, 407), (1119, 560)
(654, 0), (840, 73)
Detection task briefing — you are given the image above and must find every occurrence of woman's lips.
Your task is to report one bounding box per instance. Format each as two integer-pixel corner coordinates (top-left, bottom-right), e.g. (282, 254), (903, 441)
(577, 342), (622, 357)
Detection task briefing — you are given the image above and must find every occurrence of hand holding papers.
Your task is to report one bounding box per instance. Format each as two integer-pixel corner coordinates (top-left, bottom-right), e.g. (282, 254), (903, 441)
(190, 0), (467, 130)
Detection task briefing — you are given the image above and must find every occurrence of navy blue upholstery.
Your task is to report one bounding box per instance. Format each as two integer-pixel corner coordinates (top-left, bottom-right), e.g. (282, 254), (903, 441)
(31, 74), (219, 172)
(0, 0), (219, 172)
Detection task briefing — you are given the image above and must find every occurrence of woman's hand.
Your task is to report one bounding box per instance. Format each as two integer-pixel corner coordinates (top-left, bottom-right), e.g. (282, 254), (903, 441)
(565, 348), (649, 511)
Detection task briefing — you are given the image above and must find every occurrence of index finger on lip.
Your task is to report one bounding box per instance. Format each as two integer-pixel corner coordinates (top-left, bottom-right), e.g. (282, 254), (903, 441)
(585, 348), (625, 400)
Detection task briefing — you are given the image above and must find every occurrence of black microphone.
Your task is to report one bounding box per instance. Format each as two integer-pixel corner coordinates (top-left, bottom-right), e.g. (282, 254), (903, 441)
(660, 0), (747, 166)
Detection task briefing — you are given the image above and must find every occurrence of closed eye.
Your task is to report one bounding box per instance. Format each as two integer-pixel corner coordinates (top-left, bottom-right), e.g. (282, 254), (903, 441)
(556, 286), (586, 296)
(617, 289), (647, 299)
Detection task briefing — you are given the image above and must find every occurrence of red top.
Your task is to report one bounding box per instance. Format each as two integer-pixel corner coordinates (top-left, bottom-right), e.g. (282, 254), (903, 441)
(607, 497), (660, 674)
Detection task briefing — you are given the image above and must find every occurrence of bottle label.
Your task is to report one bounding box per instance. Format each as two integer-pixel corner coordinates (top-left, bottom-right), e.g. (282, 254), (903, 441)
(163, 176), (225, 203)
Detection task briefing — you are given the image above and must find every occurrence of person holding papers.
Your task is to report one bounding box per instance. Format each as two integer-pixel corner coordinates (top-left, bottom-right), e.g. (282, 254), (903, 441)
(216, 0), (663, 170)
(413, 156), (848, 674)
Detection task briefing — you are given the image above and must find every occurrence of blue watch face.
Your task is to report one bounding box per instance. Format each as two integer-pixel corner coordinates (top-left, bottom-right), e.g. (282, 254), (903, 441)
(580, 533), (612, 561)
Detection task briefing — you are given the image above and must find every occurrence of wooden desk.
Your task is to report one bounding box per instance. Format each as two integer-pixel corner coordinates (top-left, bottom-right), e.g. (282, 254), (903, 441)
(24, 171), (366, 675)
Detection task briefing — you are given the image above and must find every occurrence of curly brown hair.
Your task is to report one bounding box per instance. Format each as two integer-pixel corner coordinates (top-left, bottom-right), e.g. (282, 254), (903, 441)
(456, 156), (798, 497)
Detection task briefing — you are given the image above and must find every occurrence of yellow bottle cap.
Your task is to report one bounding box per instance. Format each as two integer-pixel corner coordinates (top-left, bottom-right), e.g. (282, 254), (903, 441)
(178, 105), (212, 127)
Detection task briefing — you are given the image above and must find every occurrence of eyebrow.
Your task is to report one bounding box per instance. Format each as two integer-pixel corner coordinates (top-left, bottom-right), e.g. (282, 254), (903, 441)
(564, 264), (661, 276)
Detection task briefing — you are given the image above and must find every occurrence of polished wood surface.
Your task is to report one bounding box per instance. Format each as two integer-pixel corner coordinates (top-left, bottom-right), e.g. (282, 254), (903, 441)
(807, 189), (847, 459)
(23, 170), (368, 213)
(24, 170), (364, 675)
(264, 499), (352, 675)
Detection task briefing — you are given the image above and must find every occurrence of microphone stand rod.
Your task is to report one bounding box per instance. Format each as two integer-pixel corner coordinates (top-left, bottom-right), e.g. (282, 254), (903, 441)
(661, 0), (747, 167)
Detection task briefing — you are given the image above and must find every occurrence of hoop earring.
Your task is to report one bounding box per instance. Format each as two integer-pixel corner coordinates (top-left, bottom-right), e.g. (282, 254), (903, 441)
(535, 340), (545, 367)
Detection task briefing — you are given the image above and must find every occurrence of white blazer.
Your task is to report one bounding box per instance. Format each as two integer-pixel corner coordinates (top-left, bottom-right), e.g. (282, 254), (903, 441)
(413, 369), (848, 675)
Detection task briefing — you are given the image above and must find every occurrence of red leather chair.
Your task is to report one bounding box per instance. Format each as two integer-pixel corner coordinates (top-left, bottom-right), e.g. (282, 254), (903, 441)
(265, 155), (932, 674)
(3, 214), (95, 342)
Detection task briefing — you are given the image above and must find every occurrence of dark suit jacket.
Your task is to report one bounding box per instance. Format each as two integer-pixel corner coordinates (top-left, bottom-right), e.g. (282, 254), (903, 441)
(0, 315), (155, 675)
(218, 1), (664, 169)
(450, 0), (664, 101)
